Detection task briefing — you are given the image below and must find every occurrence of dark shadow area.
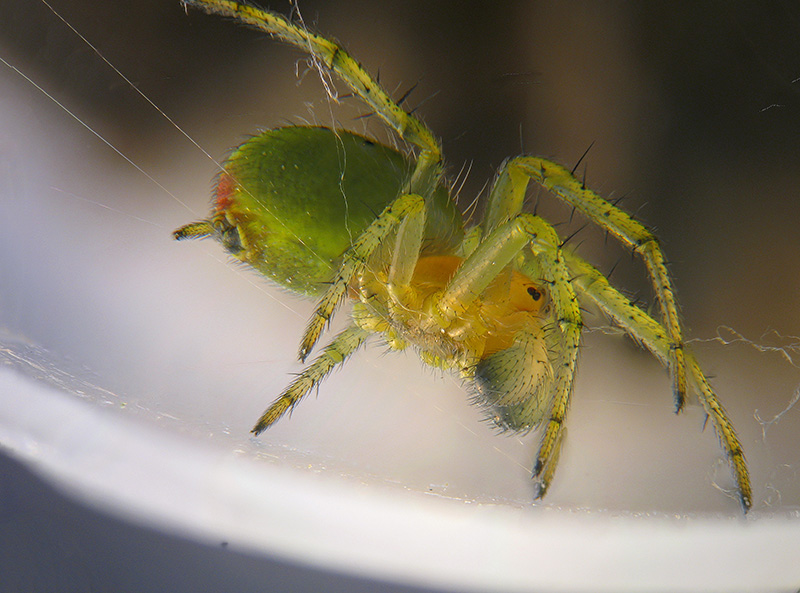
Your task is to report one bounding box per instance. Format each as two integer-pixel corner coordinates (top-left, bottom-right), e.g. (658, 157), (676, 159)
(0, 450), (454, 593)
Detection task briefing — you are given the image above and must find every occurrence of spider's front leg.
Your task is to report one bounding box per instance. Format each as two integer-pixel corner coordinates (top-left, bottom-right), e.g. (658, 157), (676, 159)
(564, 253), (752, 511)
(437, 214), (582, 498)
(482, 155), (750, 510)
(484, 158), (689, 413)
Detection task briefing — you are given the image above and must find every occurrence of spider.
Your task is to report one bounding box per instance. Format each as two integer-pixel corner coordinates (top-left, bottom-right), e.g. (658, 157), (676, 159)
(174, 0), (751, 511)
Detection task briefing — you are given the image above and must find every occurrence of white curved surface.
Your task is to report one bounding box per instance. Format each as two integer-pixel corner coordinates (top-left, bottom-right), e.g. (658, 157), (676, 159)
(2, 365), (800, 593)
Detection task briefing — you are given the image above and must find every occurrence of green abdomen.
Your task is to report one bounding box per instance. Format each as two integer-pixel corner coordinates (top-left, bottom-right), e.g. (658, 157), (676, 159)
(215, 127), (461, 296)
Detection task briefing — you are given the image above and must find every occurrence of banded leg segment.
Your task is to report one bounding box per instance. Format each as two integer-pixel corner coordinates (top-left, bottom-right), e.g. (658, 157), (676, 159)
(252, 324), (369, 434)
(300, 193), (425, 360)
(564, 252), (752, 511)
(485, 157), (688, 411)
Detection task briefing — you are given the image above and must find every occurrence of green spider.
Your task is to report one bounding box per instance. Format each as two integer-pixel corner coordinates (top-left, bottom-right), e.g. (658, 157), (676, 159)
(174, 0), (751, 511)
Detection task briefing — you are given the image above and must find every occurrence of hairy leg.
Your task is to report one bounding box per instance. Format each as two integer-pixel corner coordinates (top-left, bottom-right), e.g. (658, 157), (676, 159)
(252, 324), (369, 434)
(439, 213), (582, 497)
(564, 251), (751, 511)
(300, 194), (424, 360)
(182, 0), (443, 196)
(484, 157), (688, 411)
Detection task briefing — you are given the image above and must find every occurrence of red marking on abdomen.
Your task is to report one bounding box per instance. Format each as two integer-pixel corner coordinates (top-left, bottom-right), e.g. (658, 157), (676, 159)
(214, 172), (236, 212)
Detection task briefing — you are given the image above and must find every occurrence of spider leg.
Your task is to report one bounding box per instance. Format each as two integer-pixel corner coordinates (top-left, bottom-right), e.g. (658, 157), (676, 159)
(254, 188), (425, 432)
(252, 324), (369, 434)
(483, 157), (688, 414)
(300, 193), (424, 360)
(182, 0), (443, 196)
(438, 214), (582, 498)
(564, 252), (752, 511)
(386, 194), (427, 306)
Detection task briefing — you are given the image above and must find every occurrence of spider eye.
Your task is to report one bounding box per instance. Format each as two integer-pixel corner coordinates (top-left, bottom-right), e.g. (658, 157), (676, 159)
(527, 286), (542, 301)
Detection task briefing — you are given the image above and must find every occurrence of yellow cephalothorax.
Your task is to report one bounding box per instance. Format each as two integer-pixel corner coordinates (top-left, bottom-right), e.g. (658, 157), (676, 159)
(356, 254), (549, 369)
(174, 0), (751, 511)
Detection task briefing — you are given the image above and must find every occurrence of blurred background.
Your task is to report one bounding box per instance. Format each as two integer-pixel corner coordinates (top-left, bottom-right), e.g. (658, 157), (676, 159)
(2, 1), (800, 591)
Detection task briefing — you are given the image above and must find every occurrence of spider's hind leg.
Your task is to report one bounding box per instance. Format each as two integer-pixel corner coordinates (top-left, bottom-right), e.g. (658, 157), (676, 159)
(183, 0), (443, 196)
